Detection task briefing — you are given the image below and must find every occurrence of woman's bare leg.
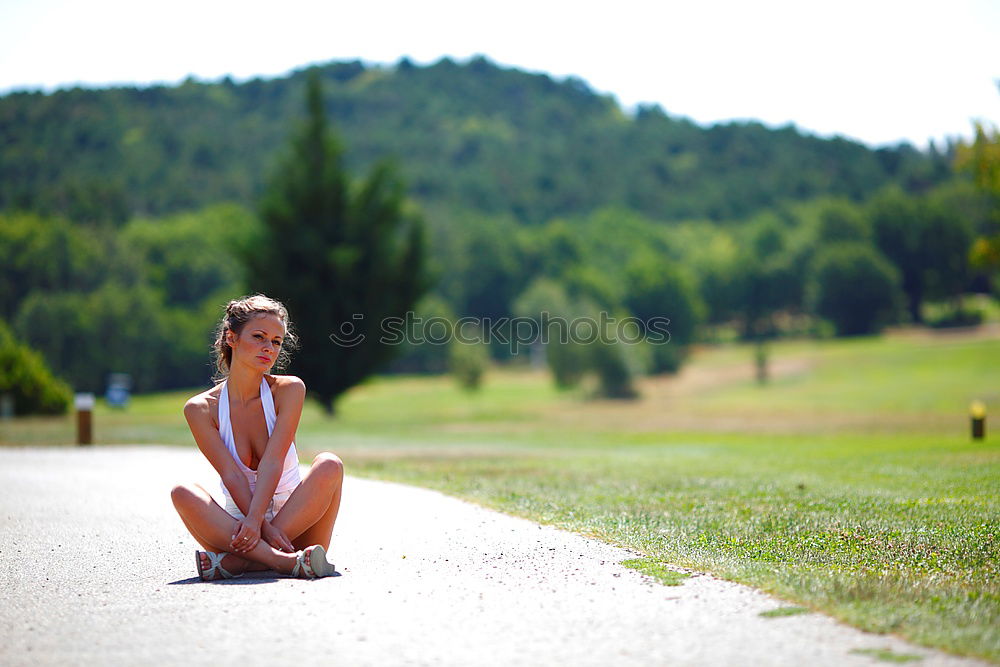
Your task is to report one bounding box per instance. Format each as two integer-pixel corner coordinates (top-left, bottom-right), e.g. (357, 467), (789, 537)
(271, 452), (344, 550)
(170, 483), (300, 575)
(176, 512), (267, 574)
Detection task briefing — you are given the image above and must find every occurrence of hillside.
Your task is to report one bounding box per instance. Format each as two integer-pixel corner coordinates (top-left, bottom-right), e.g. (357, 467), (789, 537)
(0, 56), (952, 225)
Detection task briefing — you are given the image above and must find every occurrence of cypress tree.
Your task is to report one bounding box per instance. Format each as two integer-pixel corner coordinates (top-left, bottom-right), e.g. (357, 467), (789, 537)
(247, 70), (429, 414)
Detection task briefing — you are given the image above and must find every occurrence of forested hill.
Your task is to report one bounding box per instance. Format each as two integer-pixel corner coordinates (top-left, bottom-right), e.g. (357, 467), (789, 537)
(0, 55), (952, 225)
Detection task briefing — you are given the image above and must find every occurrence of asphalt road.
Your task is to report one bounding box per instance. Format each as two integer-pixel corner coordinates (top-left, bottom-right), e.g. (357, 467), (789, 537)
(0, 446), (987, 666)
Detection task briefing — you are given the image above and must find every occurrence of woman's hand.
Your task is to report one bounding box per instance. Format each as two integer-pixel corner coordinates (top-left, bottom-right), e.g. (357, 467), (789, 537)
(230, 518), (261, 554)
(262, 520), (295, 553)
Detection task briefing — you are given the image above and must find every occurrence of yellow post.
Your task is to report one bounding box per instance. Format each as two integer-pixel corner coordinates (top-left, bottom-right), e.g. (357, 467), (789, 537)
(970, 400), (986, 440)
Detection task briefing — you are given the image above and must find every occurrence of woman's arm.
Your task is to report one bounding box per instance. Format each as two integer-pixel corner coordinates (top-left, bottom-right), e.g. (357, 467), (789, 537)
(182, 394), (255, 516)
(243, 376), (306, 525)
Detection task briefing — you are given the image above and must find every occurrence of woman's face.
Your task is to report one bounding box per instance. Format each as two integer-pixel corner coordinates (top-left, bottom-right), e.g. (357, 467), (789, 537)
(228, 313), (286, 371)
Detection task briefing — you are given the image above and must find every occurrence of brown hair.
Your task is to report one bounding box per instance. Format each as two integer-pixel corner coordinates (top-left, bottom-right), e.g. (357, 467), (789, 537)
(212, 294), (299, 381)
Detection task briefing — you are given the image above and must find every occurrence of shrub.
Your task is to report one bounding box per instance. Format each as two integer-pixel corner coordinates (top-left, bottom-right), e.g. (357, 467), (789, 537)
(448, 340), (488, 391)
(649, 342), (686, 375)
(590, 339), (639, 399)
(925, 306), (984, 329)
(546, 339), (590, 389)
(514, 278), (643, 397)
(0, 320), (72, 415)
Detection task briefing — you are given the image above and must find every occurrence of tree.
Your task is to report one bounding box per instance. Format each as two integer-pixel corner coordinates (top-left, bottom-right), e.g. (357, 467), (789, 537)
(733, 221), (801, 338)
(722, 220), (801, 382)
(919, 195), (974, 304)
(624, 252), (703, 374)
(513, 278), (590, 389)
(121, 204), (257, 308)
(869, 187), (928, 322)
(955, 120), (1000, 285)
(246, 71), (430, 414)
(0, 212), (109, 321)
(15, 283), (172, 393)
(816, 199), (870, 244)
(807, 244), (901, 336)
(870, 185), (977, 323)
(384, 294), (455, 373)
(447, 213), (526, 321)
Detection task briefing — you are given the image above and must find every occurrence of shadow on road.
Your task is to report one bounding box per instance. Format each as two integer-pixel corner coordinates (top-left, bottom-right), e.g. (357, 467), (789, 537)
(167, 570), (342, 585)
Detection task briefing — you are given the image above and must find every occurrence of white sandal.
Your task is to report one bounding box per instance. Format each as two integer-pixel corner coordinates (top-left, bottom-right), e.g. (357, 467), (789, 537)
(291, 545), (335, 579)
(196, 550), (243, 581)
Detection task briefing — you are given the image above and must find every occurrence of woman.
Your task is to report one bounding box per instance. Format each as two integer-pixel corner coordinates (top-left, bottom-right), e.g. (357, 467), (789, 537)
(171, 294), (343, 580)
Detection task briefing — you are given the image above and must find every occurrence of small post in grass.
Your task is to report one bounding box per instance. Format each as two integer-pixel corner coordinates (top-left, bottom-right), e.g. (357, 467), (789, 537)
(755, 339), (768, 385)
(970, 400), (986, 440)
(75, 393), (95, 446)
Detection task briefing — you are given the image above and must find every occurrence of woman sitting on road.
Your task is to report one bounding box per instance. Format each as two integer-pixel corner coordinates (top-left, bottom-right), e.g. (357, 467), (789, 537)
(171, 294), (343, 580)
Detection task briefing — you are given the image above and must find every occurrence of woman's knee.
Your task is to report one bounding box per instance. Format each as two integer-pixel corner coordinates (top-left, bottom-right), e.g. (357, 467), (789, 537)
(170, 483), (204, 511)
(311, 452), (344, 484)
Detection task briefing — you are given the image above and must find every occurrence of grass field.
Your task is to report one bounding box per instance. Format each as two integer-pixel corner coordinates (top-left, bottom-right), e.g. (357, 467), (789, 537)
(2, 329), (998, 661)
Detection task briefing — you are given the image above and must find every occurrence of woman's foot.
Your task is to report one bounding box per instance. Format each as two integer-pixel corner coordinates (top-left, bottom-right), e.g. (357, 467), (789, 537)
(196, 551), (249, 580)
(289, 545), (335, 578)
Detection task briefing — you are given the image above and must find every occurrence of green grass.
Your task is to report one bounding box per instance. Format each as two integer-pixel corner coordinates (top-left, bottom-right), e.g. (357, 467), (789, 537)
(726, 336), (997, 415)
(1, 331), (998, 661)
(759, 606), (811, 618)
(849, 647), (925, 663)
(343, 432), (998, 661)
(621, 558), (690, 586)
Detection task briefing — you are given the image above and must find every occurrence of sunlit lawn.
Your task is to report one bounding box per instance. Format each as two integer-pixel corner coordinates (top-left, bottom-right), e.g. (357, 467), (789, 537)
(2, 330), (998, 660)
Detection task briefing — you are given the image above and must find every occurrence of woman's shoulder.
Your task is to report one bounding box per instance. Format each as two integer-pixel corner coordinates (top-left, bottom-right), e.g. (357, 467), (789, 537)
(265, 375), (306, 412)
(183, 383), (223, 424)
(265, 374), (306, 397)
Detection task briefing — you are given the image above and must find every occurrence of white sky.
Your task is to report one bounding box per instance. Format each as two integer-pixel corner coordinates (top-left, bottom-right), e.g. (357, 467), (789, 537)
(1, 0), (998, 148)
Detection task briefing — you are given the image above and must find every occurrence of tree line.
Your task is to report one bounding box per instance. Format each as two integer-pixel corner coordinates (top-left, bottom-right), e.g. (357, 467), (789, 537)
(1, 66), (996, 414)
(1, 56), (952, 226)
(3, 145), (993, 411)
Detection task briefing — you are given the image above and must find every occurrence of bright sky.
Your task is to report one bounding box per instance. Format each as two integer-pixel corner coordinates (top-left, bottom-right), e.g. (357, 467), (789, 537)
(1, 0), (998, 148)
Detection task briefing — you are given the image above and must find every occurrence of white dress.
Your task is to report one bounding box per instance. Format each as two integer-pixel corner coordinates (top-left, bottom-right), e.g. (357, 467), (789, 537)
(217, 376), (301, 520)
